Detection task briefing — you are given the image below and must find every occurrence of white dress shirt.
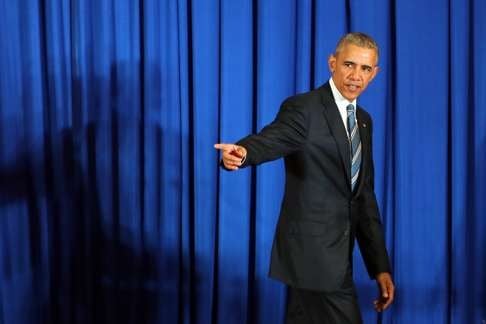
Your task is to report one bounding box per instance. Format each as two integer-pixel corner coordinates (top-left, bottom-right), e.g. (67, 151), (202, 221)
(329, 77), (357, 137)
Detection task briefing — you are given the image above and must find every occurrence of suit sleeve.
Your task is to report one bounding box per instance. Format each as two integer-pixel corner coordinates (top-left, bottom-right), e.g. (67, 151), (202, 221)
(236, 100), (309, 167)
(356, 118), (392, 278)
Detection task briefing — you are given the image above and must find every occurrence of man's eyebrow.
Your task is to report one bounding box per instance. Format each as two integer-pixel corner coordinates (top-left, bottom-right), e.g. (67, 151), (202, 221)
(343, 61), (374, 70)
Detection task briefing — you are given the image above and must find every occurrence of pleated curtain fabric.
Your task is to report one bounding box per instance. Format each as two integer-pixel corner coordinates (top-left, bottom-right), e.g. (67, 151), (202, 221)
(0, 0), (484, 323)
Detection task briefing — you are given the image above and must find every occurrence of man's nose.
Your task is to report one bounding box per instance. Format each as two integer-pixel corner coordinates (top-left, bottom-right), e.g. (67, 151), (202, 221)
(349, 68), (361, 80)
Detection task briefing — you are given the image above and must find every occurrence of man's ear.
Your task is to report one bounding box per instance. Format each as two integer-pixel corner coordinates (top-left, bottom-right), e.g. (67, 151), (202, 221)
(328, 54), (336, 73)
(370, 66), (380, 82)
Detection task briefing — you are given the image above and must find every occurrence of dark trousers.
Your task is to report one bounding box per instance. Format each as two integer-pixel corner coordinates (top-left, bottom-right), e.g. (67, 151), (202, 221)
(285, 267), (362, 324)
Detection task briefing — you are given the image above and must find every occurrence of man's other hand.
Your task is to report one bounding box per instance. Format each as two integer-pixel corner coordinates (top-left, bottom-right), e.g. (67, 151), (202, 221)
(214, 143), (247, 170)
(374, 272), (395, 312)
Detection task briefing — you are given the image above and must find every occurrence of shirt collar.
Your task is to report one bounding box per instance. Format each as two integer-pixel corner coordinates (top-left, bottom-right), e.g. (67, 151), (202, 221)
(329, 77), (357, 108)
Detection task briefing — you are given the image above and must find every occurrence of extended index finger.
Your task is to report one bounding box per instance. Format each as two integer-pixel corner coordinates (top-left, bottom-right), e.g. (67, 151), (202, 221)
(214, 143), (235, 151)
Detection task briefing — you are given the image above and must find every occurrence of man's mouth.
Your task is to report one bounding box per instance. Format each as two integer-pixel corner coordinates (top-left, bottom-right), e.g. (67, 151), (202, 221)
(346, 84), (360, 91)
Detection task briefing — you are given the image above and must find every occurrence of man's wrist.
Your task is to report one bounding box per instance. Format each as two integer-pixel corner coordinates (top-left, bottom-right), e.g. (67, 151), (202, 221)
(238, 146), (247, 165)
(375, 272), (391, 280)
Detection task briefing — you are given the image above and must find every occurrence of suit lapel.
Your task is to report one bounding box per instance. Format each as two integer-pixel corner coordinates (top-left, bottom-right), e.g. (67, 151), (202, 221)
(355, 108), (369, 197)
(319, 84), (351, 187)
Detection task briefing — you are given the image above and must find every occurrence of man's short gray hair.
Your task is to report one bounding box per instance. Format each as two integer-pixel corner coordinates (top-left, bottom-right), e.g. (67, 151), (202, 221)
(335, 32), (379, 62)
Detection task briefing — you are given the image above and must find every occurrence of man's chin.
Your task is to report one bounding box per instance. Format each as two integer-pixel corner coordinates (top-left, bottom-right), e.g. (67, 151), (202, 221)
(343, 93), (360, 101)
(343, 88), (364, 101)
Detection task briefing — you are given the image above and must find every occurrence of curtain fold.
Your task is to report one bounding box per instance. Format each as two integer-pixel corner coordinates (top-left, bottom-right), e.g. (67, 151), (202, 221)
(0, 0), (484, 323)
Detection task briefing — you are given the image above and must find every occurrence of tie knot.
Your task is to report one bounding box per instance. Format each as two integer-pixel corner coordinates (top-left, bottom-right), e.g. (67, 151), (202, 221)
(346, 104), (355, 113)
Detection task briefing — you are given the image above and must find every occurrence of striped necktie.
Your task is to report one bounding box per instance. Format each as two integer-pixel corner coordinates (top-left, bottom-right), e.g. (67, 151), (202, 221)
(347, 104), (361, 191)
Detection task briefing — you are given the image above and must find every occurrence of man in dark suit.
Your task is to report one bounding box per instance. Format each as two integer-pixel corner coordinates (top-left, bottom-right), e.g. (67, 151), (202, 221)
(215, 32), (394, 323)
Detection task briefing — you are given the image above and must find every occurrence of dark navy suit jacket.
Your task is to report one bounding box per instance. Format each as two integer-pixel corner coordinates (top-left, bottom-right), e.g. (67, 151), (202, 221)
(236, 82), (391, 292)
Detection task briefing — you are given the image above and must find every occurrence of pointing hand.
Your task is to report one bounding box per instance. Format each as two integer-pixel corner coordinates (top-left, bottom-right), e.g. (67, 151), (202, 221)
(214, 143), (247, 170)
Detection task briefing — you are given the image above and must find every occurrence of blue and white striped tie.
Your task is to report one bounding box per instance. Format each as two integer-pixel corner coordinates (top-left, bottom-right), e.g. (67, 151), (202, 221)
(347, 104), (361, 191)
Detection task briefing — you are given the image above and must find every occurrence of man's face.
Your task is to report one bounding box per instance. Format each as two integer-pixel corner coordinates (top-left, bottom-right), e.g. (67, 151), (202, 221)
(328, 43), (379, 101)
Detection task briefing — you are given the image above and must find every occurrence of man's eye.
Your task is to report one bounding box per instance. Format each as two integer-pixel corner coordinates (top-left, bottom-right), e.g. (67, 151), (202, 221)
(344, 63), (352, 67)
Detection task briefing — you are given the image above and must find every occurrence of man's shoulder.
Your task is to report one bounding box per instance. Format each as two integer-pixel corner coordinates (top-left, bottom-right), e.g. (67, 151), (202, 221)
(357, 105), (372, 118)
(281, 83), (329, 108)
(356, 106), (374, 126)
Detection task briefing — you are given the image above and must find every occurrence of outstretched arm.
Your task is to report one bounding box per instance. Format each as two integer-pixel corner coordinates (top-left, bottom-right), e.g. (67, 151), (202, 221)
(215, 100), (309, 170)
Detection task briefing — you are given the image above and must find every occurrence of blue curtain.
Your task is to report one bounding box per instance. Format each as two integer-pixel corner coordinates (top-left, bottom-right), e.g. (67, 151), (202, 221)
(0, 0), (485, 323)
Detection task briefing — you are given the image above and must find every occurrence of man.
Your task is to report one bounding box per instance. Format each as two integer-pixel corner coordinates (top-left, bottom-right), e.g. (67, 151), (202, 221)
(215, 33), (394, 324)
